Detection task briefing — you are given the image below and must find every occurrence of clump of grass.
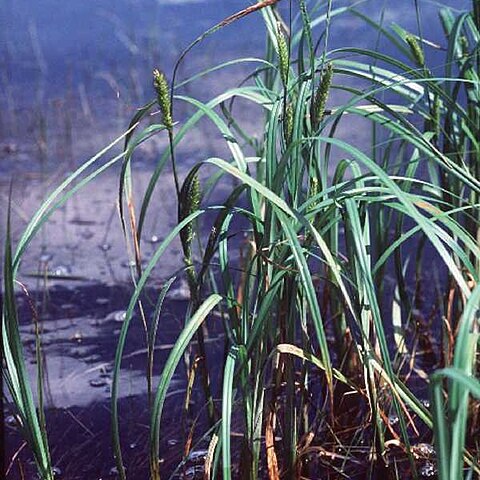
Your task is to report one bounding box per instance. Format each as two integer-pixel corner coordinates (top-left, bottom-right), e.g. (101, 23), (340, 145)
(116, 1), (479, 477)
(3, 202), (53, 480)
(2, 1), (480, 479)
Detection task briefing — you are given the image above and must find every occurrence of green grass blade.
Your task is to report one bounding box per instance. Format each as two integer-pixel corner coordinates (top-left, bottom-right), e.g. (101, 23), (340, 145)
(149, 294), (222, 479)
(221, 346), (238, 480)
(111, 209), (205, 480)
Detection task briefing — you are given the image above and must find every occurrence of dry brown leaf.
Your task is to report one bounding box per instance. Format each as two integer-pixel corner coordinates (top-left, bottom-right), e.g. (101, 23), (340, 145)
(204, 433), (218, 480)
(266, 410), (280, 480)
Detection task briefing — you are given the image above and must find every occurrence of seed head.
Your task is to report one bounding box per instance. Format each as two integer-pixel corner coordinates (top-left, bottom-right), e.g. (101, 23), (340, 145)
(276, 22), (289, 88)
(459, 35), (469, 58)
(153, 69), (173, 130)
(406, 35), (425, 67)
(309, 177), (319, 212)
(299, 0), (313, 54)
(432, 94), (441, 142)
(179, 174), (201, 260)
(187, 174), (201, 216)
(311, 62), (333, 130)
(283, 102), (294, 145)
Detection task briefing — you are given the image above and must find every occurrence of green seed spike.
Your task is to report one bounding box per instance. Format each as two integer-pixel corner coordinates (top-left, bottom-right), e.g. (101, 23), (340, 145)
(188, 174), (201, 218)
(308, 177), (319, 212)
(311, 62), (333, 130)
(406, 35), (425, 67)
(276, 22), (289, 88)
(459, 35), (469, 58)
(179, 173), (201, 294)
(179, 173), (201, 261)
(153, 69), (173, 130)
(432, 94), (441, 142)
(299, 0), (313, 59)
(283, 102), (294, 145)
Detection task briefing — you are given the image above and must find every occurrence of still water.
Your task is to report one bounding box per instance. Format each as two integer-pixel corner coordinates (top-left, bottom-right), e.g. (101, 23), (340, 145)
(0, 0), (468, 279)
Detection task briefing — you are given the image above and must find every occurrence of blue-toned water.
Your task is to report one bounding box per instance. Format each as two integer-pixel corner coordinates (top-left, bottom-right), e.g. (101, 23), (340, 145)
(1, 0), (469, 108)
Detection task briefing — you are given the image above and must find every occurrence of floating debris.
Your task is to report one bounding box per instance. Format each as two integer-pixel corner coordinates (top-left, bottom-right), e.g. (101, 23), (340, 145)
(105, 310), (126, 323)
(95, 297), (110, 305)
(167, 438), (179, 447)
(420, 398), (431, 409)
(419, 461), (437, 478)
(5, 415), (21, 428)
(24, 271), (87, 281)
(70, 331), (83, 343)
(39, 253), (53, 263)
(182, 465), (204, 479)
(412, 443), (436, 459)
(89, 378), (107, 388)
(121, 260), (136, 268)
(70, 217), (97, 226)
(52, 466), (63, 478)
(167, 279), (190, 301)
(53, 265), (71, 276)
(187, 449), (208, 463)
(388, 413), (399, 426)
(121, 259), (148, 269)
(149, 234), (161, 244)
(108, 465), (126, 477)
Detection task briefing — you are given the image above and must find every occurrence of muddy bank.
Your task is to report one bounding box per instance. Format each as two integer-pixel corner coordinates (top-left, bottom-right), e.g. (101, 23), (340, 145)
(5, 281), (225, 479)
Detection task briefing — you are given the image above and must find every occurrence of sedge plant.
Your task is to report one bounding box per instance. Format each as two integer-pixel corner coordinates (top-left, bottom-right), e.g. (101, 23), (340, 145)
(2, 1), (480, 479)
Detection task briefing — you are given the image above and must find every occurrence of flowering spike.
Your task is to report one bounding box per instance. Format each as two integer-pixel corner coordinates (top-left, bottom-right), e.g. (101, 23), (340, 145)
(406, 35), (425, 67)
(311, 63), (333, 130)
(276, 22), (289, 88)
(153, 69), (173, 130)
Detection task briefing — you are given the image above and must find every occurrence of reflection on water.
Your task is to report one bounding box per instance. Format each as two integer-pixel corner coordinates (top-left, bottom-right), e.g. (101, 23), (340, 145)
(1, 0), (469, 279)
(14, 281), (226, 408)
(5, 282), (224, 478)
